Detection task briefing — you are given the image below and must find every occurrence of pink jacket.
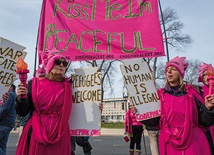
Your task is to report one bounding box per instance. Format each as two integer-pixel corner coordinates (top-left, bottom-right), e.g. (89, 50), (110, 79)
(158, 85), (211, 155)
(124, 109), (142, 135)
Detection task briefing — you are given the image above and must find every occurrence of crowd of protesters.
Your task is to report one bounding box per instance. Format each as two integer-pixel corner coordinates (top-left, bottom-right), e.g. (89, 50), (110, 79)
(1, 55), (214, 155)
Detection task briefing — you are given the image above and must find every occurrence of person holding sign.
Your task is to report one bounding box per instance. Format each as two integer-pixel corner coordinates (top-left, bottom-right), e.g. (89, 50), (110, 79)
(16, 67), (46, 146)
(124, 102), (143, 155)
(0, 84), (17, 155)
(197, 62), (214, 154)
(15, 51), (72, 155)
(139, 56), (214, 155)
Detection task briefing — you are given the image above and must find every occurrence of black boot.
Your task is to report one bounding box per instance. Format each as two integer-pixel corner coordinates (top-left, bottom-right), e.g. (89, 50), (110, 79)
(83, 141), (92, 155)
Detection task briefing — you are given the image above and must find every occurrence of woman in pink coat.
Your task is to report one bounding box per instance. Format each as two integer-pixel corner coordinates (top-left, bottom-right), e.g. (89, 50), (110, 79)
(142, 56), (214, 155)
(16, 51), (72, 155)
(198, 62), (214, 154)
(124, 103), (143, 155)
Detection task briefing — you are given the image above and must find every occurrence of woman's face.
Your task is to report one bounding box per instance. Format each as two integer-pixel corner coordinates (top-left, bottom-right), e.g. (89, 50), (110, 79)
(50, 58), (68, 76)
(166, 66), (180, 86)
(202, 70), (208, 85)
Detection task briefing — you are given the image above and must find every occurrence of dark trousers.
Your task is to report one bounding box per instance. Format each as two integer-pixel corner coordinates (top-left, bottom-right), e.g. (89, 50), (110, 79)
(130, 125), (143, 151)
(0, 126), (13, 155)
(75, 137), (92, 155)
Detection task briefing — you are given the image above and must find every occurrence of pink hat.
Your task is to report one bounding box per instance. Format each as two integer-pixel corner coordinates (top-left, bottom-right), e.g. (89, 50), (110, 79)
(165, 56), (188, 78)
(198, 62), (212, 82)
(40, 49), (66, 74)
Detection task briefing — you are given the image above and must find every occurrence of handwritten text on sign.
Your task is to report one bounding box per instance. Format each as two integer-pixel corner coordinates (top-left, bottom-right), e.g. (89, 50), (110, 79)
(69, 67), (101, 136)
(37, 0), (164, 61)
(0, 37), (27, 100)
(120, 58), (161, 121)
(71, 72), (102, 103)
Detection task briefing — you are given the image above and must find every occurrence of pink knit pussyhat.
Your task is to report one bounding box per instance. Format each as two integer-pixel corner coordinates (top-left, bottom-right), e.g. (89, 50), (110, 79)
(165, 56), (188, 78)
(40, 49), (66, 74)
(198, 62), (213, 82)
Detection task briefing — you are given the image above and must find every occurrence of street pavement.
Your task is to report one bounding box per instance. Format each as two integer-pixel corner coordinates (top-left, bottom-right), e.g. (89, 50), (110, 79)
(7, 128), (152, 155)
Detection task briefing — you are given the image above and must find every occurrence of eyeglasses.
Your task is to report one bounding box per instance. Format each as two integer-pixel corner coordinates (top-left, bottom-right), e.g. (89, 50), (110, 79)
(54, 59), (68, 67)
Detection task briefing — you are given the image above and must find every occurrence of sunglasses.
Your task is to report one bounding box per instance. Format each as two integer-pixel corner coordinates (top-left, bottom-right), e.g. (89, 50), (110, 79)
(54, 59), (68, 67)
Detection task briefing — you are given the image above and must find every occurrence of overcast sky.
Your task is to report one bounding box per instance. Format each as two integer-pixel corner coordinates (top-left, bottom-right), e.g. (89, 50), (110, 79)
(1, 0), (214, 96)
(160, 1), (214, 64)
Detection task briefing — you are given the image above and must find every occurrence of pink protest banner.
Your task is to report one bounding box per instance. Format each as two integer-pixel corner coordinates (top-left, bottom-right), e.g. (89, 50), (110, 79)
(37, 0), (165, 61)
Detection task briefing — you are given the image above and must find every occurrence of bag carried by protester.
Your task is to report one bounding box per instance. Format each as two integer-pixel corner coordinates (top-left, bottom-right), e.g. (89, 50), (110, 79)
(123, 135), (130, 142)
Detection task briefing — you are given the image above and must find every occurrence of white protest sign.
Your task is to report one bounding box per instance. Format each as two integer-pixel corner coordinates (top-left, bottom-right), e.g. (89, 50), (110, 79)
(0, 37), (27, 101)
(69, 67), (102, 136)
(120, 58), (161, 121)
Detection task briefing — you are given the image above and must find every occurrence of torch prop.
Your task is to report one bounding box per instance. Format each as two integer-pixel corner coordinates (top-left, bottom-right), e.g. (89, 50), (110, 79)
(207, 65), (214, 95)
(16, 57), (29, 98)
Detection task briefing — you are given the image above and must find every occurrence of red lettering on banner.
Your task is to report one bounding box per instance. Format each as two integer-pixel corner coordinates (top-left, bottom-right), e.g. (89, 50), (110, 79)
(70, 129), (90, 136)
(136, 110), (161, 121)
(90, 129), (100, 136)
(70, 129), (100, 136)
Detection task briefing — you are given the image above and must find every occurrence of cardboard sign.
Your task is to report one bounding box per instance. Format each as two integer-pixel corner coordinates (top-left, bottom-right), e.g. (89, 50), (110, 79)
(69, 67), (102, 136)
(37, 0), (164, 61)
(0, 37), (27, 101)
(120, 58), (161, 121)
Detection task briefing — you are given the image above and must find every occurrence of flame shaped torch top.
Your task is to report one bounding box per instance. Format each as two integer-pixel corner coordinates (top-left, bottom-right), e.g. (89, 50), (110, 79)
(207, 65), (214, 95)
(16, 57), (29, 98)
